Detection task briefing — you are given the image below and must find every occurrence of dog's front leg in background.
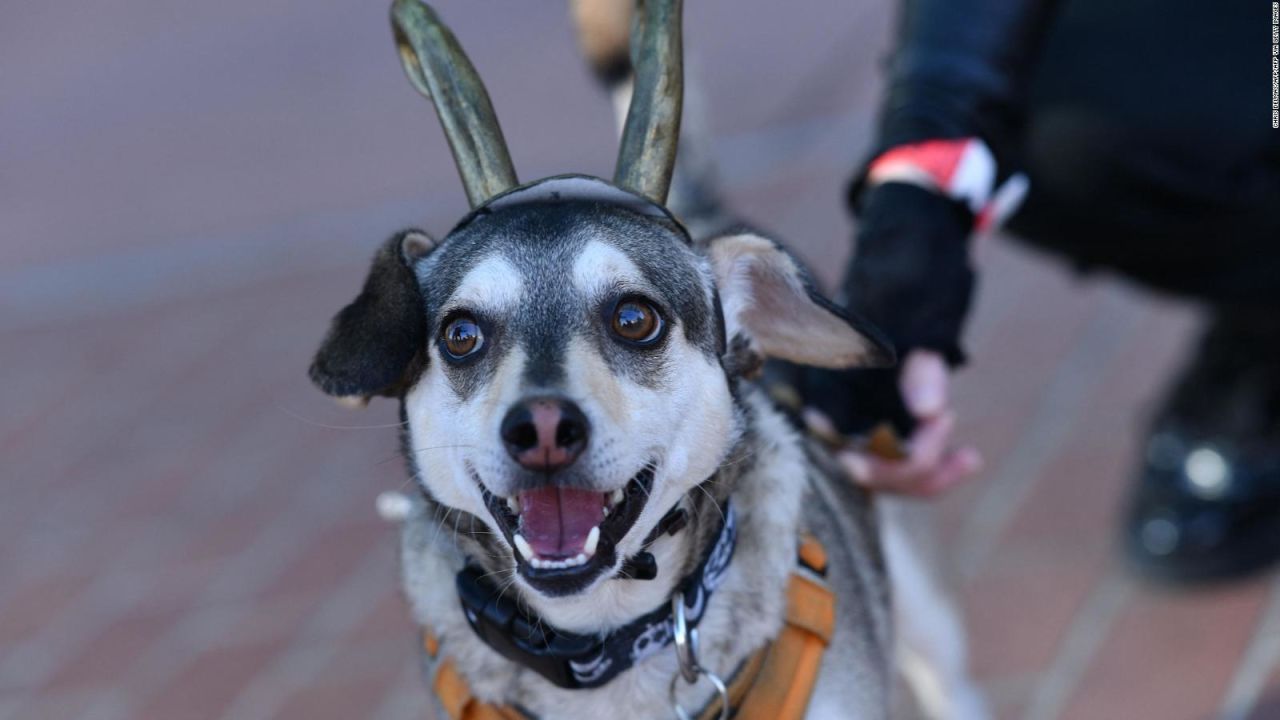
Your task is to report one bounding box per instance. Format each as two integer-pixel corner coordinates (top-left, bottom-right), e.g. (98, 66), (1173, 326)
(881, 499), (989, 719)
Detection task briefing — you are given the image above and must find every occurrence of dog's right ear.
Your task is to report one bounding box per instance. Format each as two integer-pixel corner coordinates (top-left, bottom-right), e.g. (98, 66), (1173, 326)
(309, 230), (438, 401)
(706, 231), (895, 370)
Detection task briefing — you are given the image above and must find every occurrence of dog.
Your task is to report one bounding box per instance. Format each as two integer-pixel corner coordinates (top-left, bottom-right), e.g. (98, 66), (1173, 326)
(310, 1), (984, 717)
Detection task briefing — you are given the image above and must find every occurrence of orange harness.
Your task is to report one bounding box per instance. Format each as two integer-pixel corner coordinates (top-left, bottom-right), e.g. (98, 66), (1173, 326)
(422, 536), (835, 720)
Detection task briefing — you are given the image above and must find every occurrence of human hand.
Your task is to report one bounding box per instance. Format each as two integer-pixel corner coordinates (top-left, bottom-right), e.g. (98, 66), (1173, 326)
(805, 350), (982, 497)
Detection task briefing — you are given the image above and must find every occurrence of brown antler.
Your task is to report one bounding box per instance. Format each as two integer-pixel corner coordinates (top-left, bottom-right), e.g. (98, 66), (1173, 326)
(614, 0), (683, 205)
(391, 0), (518, 208)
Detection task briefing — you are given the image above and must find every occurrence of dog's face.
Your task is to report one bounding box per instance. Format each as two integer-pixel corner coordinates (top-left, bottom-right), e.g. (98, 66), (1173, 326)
(406, 196), (734, 599)
(310, 179), (891, 601)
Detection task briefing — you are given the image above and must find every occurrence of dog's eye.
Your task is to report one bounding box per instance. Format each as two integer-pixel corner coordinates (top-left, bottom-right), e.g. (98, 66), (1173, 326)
(442, 316), (484, 359)
(610, 299), (663, 345)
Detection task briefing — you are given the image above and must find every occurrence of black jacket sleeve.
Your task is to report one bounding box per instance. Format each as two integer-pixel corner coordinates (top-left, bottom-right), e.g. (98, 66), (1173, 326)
(854, 0), (1062, 199)
(813, 0), (1060, 435)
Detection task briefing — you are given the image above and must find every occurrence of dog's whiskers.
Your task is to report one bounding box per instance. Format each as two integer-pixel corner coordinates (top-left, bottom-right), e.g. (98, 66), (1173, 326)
(376, 443), (479, 467)
(636, 475), (654, 501)
(477, 566), (512, 585)
(275, 403), (410, 430)
(396, 472), (421, 493)
(406, 443), (479, 455)
(494, 568), (520, 605)
(429, 506), (459, 548)
(692, 483), (727, 524)
(715, 446), (760, 470)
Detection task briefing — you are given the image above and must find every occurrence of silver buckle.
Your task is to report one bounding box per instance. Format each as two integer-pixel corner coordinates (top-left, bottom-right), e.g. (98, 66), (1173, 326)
(669, 595), (729, 720)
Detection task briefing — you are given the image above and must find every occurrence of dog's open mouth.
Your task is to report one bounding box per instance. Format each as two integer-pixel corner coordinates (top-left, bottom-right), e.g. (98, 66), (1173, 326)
(479, 465), (655, 590)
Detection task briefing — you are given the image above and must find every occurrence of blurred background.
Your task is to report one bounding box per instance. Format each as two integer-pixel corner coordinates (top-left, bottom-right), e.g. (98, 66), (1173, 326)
(2, 1), (1277, 718)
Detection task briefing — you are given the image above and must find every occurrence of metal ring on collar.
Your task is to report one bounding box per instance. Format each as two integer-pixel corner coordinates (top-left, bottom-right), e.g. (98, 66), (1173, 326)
(669, 666), (729, 720)
(670, 595), (728, 720)
(672, 593), (701, 684)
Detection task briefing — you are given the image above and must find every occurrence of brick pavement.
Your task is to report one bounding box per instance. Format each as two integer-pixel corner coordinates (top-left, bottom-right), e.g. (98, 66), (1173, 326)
(2, 1), (1275, 718)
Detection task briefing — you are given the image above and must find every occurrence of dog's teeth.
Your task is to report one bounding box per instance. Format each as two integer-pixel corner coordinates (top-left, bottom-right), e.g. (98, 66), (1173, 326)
(506, 496), (519, 515)
(610, 488), (625, 507)
(584, 526), (600, 556)
(525, 552), (592, 570)
(513, 534), (534, 562)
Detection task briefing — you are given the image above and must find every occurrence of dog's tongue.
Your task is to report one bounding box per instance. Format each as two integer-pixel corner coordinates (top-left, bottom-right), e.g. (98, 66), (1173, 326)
(518, 486), (603, 558)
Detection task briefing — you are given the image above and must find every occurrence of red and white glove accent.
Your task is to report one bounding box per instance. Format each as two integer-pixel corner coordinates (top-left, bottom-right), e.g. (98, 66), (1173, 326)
(867, 138), (1028, 234)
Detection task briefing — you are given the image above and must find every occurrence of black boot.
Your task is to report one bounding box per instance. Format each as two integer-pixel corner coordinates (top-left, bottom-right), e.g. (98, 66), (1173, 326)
(1125, 313), (1280, 585)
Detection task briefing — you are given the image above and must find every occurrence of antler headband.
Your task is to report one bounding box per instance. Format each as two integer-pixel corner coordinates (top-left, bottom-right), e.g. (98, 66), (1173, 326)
(390, 0), (683, 208)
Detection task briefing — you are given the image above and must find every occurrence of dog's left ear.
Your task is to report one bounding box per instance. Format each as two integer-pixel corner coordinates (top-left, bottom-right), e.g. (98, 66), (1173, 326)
(707, 231), (895, 369)
(309, 230), (438, 401)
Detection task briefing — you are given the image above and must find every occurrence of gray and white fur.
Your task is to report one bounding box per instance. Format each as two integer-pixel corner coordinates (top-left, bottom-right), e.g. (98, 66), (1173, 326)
(308, 1), (986, 717)
(312, 174), (903, 717)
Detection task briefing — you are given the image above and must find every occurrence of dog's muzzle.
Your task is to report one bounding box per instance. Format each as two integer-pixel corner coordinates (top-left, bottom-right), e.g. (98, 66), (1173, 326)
(479, 463), (656, 595)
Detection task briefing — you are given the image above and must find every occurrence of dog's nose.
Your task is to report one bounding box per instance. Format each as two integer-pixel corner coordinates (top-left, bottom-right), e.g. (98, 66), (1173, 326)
(500, 397), (590, 472)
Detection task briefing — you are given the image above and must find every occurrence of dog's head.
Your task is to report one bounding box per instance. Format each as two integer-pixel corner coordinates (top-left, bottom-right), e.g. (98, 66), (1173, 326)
(309, 0), (892, 603)
(310, 176), (891, 599)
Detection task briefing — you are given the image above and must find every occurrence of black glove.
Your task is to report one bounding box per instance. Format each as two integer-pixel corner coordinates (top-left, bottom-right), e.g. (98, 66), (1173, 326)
(803, 182), (976, 436)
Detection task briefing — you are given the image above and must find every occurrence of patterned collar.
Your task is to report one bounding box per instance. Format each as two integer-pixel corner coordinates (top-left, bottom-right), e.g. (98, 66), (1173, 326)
(454, 501), (737, 690)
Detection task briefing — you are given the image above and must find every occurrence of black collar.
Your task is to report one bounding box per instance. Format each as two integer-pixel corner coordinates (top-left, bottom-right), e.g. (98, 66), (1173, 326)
(454, 501), (738, 690)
